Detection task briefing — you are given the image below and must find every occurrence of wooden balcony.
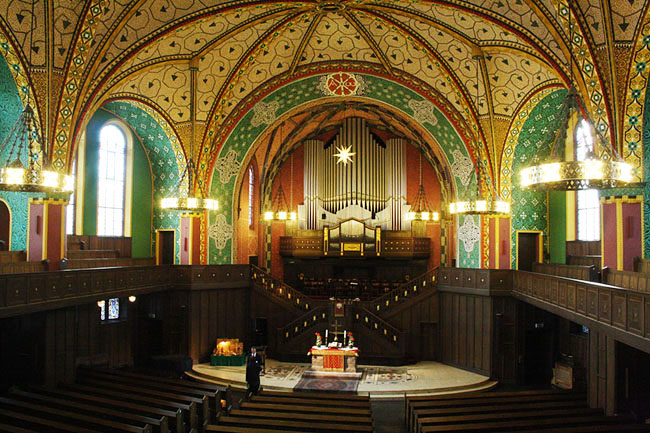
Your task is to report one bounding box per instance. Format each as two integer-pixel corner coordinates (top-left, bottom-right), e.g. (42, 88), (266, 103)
(279, 235), (430, 258)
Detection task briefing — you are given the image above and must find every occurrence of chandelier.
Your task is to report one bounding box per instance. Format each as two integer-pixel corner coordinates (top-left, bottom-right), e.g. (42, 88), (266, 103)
(406, 153), (439, 221)
(161, 61), (218, 212)
(160, 158), (218, 211)
(519, 0), (632, 191)
(519, 88), (632, 190)
(449, 46), (510, 216)
(263, 184), (296, 221)
(0, 1), (73, 194)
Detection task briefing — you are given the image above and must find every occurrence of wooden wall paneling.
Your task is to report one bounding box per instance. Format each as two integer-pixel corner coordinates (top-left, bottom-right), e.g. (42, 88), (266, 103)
(189, 291), (201, 361)
(474, 296), (483, 371)
(201, 291), (210, 361)
(467, 295), (475, 370)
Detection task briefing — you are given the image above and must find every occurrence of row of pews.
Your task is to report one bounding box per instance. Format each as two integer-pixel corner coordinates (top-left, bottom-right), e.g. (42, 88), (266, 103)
(207, 389), (374, 433)
(406, 389), (650, 433)
(0, 367), (226, 433)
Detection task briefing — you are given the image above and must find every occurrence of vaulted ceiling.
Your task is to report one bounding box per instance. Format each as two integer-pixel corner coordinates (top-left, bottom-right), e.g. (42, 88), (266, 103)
(0, 0), (648, 189)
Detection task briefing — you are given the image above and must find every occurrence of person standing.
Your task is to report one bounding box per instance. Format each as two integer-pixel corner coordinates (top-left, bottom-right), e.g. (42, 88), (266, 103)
(246, 346), (262, 395)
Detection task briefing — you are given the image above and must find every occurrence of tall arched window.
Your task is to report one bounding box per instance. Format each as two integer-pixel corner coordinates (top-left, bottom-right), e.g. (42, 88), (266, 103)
(248, 165), (255, 228)
(97, 124), (127, 236)
(575, 119), (600, 241)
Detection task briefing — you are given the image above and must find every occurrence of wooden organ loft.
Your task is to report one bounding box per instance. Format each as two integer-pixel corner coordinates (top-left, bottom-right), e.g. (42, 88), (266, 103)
(268, 117), (442, 288)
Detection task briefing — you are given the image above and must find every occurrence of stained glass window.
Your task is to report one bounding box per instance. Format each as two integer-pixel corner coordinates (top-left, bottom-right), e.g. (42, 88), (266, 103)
(108, 298), (120, 320)
(98, 124), (126, 236)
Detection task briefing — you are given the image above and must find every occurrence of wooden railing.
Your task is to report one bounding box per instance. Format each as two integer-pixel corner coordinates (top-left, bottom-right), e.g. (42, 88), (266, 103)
(249, 265), (318, 312)
(279, 236), (322, 257)
(438, 267), (512, 294)
(365, 267), (438, 315)
(278, 305), (328, 342)
(0, 264), (250, 318)
(381, 237), (430, 258)
(67, 235), (132, 257)
(352, 305), (405, 350)
(566, 240), (600, 256)
(513, 271), (650, 342)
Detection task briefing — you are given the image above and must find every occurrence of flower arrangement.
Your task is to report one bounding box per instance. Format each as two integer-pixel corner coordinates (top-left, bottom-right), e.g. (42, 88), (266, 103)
(315, 332), (322, 346)
(347, 332), (355, 348)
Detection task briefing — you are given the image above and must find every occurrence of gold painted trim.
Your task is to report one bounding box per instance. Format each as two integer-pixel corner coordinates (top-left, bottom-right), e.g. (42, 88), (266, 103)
(515, 230), (543, 270)
(616, 200), (623, 270)
(0, 198), (12, 250)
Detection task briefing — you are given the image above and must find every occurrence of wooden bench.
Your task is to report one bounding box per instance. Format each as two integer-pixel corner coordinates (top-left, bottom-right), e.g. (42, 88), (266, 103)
(207, 425), (312, 433)
(229, 409), (373, 424)
(64, 257), (155, 269)
(416, 407), (602, 433)
(0, 396), (153, 433)
(80, 368), (216, 424)
(216, 415), (373, 432)
(407, 390), (585, 431)
(0, 421), (38, 433)
(65, 382), (195, 432)
(44, 385), (182, 433)
(419, 414), (635, 432)
(605, 268), (650, 293)
(567, 255), (602, 269)
(258, 389), (369, 401)
(532, 262), (599, 282)
(0, 407), (107, 433)
(240, 401), (371, 417)
(67, 249), (120, 259)
(567, 241), (601, 257)
(521, 424), (650, 432)
(250, 394), (370, 408)
(634, 257), (650, 274)
(11, 388), (169, 433)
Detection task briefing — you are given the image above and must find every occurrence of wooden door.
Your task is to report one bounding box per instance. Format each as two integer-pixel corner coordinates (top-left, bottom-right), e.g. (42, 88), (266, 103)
(157, 230), (175, 264)
(517, 232), (541, 271)
(0, 201), (9, 250)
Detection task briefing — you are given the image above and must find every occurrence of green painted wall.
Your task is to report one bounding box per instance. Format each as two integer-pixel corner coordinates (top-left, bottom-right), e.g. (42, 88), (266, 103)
(82, 109), (153, 256)
(131, 139), (153, 257)
(549, 191), (567, 263)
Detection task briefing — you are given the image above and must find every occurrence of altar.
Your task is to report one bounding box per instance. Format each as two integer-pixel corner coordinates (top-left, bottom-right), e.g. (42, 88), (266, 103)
(308, 346), (358, 372)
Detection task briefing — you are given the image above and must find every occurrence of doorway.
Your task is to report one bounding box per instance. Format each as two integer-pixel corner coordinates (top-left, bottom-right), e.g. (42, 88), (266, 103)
(523, 326), (555, 386)
(156, 230), (175, 265)
(517, 231), (542, 271)
(0, 200), (9, 250)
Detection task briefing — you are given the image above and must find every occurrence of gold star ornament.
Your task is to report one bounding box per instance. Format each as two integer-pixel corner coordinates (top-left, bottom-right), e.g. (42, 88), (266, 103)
(334, 145), (355, 165)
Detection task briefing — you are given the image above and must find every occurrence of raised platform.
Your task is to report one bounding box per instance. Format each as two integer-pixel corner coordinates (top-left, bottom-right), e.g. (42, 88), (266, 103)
(189, 358), (496, 399)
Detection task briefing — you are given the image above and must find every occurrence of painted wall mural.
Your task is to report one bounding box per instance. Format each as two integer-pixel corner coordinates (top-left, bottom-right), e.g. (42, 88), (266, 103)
(207, 72), (476, 264)
(457, 214), (480, 268)
(510, 89), (567, 268)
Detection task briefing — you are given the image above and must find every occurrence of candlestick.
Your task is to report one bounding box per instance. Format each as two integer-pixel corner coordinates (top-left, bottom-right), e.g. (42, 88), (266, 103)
(344, 330), (346, 341)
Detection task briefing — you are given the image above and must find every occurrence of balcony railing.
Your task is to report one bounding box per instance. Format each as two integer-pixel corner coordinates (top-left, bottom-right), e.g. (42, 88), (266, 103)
(365, 267), (438, 315)
(250, 265), (319, 312)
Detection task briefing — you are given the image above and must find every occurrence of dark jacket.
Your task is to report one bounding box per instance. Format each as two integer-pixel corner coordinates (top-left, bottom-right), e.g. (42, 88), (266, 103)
(246, 354), (262, 384)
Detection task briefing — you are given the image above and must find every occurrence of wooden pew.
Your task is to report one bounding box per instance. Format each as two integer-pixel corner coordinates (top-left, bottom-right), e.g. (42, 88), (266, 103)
(216, 415), (373, 432)
(0, 396), (153, 433)
(43, 385), (181, 433)
(0, 421), (38, 433)
(80, 368), (215, 424)
(532, 262), (598, 282)
(605, 268), (650, 292)
(0, 407), (105, 433)
(259, 389), (368, 401)
(416, 407), (602, 433)
(11, 388), (169, 433)
(406, 391), (585, 432)
(240, 401), (371, 417)
(63, 382), (194, 432)
(520, 424), (650, 432)
(419, 415), (635, 432)
(250, 394), (370, 408)
(413, 398), (587, 418)
(228, 409), (373, 424)
(206, 425), (312, 433)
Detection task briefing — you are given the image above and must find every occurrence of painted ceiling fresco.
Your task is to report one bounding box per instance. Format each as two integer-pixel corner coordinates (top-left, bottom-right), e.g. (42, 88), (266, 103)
(0, 0), (648, 192)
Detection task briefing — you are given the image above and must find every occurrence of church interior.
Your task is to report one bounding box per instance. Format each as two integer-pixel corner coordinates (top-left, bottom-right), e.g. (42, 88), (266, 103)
(2, 0), (650, 432)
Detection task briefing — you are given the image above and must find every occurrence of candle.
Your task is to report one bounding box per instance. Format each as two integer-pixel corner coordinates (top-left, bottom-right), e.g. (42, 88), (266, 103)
(325, 329), (328, 341)
(344, 330), (346, 341)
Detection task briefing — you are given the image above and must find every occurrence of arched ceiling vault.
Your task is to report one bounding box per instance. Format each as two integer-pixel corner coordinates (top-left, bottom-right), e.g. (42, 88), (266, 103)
(0, 0), (647, 184)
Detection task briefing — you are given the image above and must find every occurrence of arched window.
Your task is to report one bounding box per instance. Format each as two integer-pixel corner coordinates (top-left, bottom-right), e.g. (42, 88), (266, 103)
(97, 124), (127, 236)
(575, 119), (600, 241)
(248, 165), (255, 228)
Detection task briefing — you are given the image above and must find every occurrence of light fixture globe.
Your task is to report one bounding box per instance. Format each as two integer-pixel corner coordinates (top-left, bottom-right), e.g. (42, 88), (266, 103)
(449, 196), (510, 215)
(160, 196), (219, 211)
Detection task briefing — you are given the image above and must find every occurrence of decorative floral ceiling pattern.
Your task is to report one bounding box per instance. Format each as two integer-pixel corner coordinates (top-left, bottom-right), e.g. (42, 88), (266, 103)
(0, 0), (648, 187)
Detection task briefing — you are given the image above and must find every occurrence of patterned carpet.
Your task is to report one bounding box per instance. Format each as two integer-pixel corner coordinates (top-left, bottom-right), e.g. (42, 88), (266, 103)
(293, 371), (360, 393)
(362, 367), (416, 384)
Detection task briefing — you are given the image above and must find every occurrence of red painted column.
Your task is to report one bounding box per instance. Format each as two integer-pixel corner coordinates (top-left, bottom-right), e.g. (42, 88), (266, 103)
(180, 212), (203, 265)
(601, 196), (642, 271)
(487, 216), (511, 269)
(28, 198), (67, 270)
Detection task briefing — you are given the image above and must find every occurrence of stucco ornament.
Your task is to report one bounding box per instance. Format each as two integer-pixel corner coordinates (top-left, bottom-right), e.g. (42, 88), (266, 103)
(458, 215), (480, 253)
(408, 99), (438, 126)
(214, 150), (241, 184)
(250, 100), (280, 127)
(208, 214), (233, 250)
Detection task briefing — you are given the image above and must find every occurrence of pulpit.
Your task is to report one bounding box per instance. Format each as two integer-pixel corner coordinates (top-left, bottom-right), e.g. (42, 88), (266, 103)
(308, 346), (358, 372)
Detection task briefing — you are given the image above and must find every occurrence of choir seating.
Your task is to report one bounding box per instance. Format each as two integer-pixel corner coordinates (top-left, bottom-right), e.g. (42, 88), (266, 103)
(0, 251), (47, 274)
